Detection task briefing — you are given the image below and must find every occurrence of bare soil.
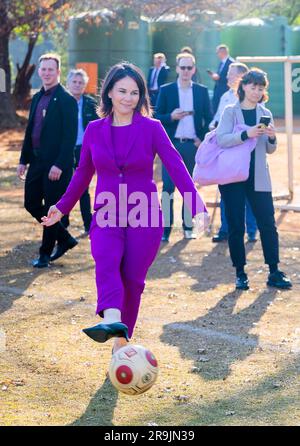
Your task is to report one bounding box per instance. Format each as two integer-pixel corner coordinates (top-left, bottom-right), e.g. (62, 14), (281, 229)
(0, 120), (299, 426)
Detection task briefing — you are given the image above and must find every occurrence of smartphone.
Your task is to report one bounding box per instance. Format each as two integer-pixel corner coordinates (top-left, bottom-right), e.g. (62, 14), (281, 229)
(206, 69), (213, 75)
(258, 116), (271, 128)
(185, 110), (194, 115)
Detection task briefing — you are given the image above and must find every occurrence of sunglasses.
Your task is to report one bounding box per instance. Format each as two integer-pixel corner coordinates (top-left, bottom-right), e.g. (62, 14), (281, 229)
(179, 66), (194, 71)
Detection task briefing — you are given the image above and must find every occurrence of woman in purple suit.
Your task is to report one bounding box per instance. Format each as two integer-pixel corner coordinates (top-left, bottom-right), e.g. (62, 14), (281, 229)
(42, 63), (208, 355)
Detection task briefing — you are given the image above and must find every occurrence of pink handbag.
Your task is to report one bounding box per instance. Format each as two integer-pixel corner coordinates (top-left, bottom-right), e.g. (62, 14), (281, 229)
(193, 125), (257, 186)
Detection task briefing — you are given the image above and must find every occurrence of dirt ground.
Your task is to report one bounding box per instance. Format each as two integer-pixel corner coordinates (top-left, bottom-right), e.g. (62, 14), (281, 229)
(0, 120), (300, 426)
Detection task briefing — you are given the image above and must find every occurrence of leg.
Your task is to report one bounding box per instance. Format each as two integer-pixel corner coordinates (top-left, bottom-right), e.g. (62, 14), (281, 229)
(79, 188), (92, 232)
(90, 226), (125, 317)
(219, 182), (247, 268)
(219, 198), (228, 235)
(161, 163), (175, 238)
(245, 198), (257, 238)
(245, 187), (279, 266)
(75, 145), (92, 231)
(120, 225), (163, 338)
(178, 141), (197, 231)
(43, 168), (74, 256)
(24, 161), (45, 222)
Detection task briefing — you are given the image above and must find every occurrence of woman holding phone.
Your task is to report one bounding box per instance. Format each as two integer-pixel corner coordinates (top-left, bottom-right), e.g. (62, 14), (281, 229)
(216, 68), (292, 290)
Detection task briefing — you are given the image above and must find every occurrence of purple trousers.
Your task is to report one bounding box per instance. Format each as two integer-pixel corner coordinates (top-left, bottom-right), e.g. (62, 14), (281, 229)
(89, 220), (163, 338)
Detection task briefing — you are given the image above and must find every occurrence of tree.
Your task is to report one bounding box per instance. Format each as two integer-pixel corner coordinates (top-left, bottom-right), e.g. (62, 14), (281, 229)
(0, 0), (71, 128)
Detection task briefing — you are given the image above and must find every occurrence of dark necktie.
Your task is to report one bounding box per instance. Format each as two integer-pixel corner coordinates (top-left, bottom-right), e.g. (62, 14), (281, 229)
(151, 69), (159, 89)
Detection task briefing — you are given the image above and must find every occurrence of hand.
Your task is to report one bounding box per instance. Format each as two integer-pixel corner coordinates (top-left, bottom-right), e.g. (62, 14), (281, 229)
(17, 164), (26, 180)
(246, 125), (265, 139)
(48, 165), (62, 181)
(265, 123), (276, 140)
(194, 137), (202, 148)
(171, 108), (189, 121)
(211, 73), (220, 81)
(41, 205), (63, 227)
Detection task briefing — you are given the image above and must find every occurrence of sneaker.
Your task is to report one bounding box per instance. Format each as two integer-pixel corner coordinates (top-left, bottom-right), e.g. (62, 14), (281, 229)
(183, 230), (197, 240)
(267, 270), (292, 289)
(235, 273), (249, 290)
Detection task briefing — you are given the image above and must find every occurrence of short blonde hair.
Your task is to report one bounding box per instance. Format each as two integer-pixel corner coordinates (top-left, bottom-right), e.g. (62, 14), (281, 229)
(176, 52), (196, 65)
(39, 53), (61, 70)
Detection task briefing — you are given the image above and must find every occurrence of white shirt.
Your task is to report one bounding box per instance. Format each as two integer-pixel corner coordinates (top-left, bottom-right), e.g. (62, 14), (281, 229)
(210, 88), (238, 129)
(175, 80), (196, 139)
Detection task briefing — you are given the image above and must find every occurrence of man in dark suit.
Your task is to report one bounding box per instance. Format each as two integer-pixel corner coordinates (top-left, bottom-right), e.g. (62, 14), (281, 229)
(17, 53), (78, 268)
(147, 53), (169, 108)
(209, 44), (235, 113)
(155, 52), (212, 242)
(66, 68), (98, 234)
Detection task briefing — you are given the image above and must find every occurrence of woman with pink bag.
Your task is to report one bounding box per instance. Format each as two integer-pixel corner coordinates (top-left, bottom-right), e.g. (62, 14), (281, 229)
(216, 68), (292, 291)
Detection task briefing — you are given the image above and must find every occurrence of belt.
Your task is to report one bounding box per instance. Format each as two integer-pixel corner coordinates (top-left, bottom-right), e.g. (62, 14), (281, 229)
(174, 138), (195, 143)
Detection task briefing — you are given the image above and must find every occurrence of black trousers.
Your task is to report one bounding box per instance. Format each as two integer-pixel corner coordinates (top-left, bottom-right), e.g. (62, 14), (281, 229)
(162, 139), (197, 234)
(24, 157), (73, 256)
(74, 145), (92, 231)
(219, 175), (279, 269)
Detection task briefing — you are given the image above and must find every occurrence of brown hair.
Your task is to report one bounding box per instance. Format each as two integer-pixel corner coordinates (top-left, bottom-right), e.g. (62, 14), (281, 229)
(39, 53), (61, 70)
(98, 62), (151, 118)
(237, 68), (269, 103)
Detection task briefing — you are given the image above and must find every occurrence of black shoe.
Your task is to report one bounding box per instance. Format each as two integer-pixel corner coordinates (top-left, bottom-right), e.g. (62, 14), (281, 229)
(82, 322), (129, 343)
(50, 237), (78, 262)
(32, 254), (50, 268)
(247, 233), (257, 243)
(267, 271), (292, 289)
(212, 233), (228, 243)
(235, 273), (249, 290)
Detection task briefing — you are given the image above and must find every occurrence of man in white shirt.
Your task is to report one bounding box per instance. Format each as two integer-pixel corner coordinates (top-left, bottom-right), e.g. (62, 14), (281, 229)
(155, 52), (212, 241)
(208, 44), (235, 113)
(210, 62), (249, 129)
(147, 53), (169, 107)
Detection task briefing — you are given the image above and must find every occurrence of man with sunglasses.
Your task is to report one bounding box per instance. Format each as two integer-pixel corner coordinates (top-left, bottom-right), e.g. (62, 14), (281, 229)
(155, 52), (212, 242)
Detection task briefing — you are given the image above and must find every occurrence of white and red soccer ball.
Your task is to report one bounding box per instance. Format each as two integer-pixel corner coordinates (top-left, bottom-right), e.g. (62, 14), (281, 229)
(108, 345), (158, 395)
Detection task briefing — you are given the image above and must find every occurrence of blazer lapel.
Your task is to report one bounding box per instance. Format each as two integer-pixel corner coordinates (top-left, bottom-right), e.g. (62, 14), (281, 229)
(102, 114), (115, 160)
(235, 102), (245, 125)
(29, 90), (43, 125)
(42, 85), (60, 129)
(192, 84), (199, 129)
(121, 111), (141, 162)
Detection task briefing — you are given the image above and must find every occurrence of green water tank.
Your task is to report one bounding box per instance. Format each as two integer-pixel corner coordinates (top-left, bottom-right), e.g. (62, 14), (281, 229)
(151, 14), (221, 89)
(221, 17), (291, 117)
(291, 26), (300, 115)
(68, 8), (152, 85)
(151, 15), (199, 82)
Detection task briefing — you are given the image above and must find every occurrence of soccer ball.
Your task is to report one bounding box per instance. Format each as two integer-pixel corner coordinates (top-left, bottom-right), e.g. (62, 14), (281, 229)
(108, 344), (158, 395)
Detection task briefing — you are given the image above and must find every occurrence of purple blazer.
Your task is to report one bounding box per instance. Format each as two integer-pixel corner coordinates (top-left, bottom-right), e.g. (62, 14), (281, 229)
(56, 112), (207, 223)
